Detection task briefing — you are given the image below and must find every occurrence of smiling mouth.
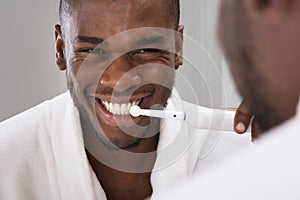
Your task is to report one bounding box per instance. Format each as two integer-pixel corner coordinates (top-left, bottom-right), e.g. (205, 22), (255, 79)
(98, 99), (142, 116)
(93, 92), (153, 117)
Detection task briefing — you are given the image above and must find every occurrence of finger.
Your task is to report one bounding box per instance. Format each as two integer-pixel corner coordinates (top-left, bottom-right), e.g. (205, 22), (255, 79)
(234, 101), (252, 134)
(251, 118), (263, 141)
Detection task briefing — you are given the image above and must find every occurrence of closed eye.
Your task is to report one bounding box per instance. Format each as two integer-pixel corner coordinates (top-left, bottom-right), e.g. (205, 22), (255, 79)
(136, 48), (164, 54)
(129, 48), (171, 62)
(78, 48), (107, 55)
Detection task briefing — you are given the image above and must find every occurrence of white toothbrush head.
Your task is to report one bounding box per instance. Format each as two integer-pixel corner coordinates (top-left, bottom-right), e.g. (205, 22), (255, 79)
(130, 105), (141, 117)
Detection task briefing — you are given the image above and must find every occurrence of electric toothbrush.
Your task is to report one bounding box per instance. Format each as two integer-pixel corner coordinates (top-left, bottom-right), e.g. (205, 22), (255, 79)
(130, 101), (251, 132)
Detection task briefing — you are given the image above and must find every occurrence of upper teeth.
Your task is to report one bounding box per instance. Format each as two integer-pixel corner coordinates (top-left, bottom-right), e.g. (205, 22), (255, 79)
(101, 100), (141, 115)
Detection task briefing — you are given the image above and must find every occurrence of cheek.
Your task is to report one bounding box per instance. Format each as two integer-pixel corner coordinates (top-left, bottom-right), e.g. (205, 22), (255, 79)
(230, 65), (252, 100)
(141, 63), (176, 87)
(142, 66), (175, 105)
(67, 58), (105, 94)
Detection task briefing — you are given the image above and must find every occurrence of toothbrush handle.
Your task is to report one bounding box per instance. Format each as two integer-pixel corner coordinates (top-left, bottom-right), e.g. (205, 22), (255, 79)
(182, 101), (251, 132)
(140, 109), (186, 121)
(197, 109), (251, 132)
(198, 109), (237, 132)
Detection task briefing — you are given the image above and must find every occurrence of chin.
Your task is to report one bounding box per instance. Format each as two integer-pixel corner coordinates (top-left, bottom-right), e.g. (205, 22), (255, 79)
(245, 90), (282, 132)
(104, 135), (144, 150)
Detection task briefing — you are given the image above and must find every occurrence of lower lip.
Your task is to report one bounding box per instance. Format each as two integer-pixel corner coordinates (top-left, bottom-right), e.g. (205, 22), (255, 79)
(93, 95), (152, 126)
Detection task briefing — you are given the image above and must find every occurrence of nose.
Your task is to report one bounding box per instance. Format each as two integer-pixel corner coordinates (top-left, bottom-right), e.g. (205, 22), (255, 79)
(100, 55), (142, 92)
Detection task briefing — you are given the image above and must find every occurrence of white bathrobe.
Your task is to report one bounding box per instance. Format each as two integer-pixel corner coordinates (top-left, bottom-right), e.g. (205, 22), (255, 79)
(0, 91), (252, 200)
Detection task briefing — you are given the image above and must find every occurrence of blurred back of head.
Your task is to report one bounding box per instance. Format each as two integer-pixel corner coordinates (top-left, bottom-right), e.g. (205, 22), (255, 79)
(218, 0), (300, 132)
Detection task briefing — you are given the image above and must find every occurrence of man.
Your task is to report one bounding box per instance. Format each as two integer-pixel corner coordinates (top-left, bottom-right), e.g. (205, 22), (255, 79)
(0, 0), (253, 199)
(154, 0), (300, 199)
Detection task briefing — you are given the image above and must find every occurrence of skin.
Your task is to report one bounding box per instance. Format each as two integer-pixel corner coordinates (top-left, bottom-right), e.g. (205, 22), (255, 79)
(219, 0), (300, 136)
(55, 0), (183, 199)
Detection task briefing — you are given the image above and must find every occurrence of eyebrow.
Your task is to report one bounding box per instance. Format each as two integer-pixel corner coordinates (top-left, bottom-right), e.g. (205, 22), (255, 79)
(74, 35), (168, 48)
(74, 36), (104, 45)
(135, 35), (167, 47)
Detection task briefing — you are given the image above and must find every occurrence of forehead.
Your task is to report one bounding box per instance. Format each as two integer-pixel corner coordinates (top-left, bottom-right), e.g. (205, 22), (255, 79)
(67, 0), (174, 39)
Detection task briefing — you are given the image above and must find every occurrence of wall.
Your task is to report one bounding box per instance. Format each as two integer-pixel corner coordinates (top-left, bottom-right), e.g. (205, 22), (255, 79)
(0, 0), (66, 121)
(177, 0), (223, 107)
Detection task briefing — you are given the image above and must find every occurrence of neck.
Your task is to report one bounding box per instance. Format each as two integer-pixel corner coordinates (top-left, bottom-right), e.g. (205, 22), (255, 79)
(80, 115), (159, 200)
(86, 148), (154, 200)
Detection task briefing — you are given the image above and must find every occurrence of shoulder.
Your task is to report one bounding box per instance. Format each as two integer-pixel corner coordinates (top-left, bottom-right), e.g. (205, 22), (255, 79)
(0, 92), (70, 157)
(0, 92), (71, 198)
(0, 92), (69, 132)
(186, 123), (299, 199)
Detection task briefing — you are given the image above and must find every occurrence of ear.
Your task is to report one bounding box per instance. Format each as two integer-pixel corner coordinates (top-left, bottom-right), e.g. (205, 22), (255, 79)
(55, 24), (67, 71)
(175, 25), (184, 70)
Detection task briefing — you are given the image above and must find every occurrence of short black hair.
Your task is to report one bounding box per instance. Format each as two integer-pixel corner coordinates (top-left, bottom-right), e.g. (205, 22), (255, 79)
(59, 0), (180, 33)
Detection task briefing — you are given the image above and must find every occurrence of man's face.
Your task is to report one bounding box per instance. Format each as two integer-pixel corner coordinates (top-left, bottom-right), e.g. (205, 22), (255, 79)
(218, 0), (300, 132)
(56, 0), (182, 149)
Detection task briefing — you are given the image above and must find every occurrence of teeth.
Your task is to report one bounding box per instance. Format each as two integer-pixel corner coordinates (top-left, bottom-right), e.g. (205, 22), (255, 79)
(100, 99), (142, 115)
(109, 103), (113, 113)
(121, 104), (126, 115)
